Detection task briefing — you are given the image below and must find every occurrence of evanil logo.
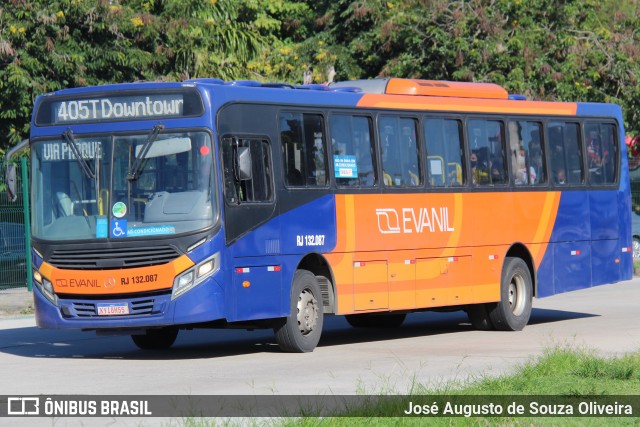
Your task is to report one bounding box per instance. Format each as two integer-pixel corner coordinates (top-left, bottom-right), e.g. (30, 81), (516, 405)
(376, 207), (455, 234)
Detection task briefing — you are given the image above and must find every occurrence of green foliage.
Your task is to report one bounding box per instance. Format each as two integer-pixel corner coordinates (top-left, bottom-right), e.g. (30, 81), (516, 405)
(282, 0), (640, 133)
(1, 0), (640, 150)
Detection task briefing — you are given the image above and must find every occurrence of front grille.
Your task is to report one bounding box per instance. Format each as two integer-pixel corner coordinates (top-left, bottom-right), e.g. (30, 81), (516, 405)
(49, 246), (181, 270)
(73, 302), (95, 317)
(63, 293), (170, 318)
(131, 298), (155, 314)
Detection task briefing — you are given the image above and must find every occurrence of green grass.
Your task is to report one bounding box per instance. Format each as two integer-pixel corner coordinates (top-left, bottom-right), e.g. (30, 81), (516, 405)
(163, 347), (640, 426)
(19, 303), (34, 315)
(460, 346), (640, 395)
(278, 346), (640, 426)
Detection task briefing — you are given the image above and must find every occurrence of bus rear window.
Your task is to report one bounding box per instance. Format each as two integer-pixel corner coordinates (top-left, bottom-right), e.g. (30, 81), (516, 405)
(585, 122), (617, 185)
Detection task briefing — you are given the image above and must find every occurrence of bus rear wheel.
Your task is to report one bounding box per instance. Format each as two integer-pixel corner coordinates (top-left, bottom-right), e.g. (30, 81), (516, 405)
(489, 257), (532, 331)
(274, 269), (324, 352)
(131, 327), (179, 350)
(345, 313), (406, 328)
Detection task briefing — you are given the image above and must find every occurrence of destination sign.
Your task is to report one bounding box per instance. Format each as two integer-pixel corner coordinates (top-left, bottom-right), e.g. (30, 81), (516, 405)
(53, 94), (183, 123)
(35, 89), (204, 125)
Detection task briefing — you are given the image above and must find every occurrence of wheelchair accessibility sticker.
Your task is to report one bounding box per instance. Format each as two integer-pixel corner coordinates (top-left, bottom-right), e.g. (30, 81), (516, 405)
(110, 220), (127, 238)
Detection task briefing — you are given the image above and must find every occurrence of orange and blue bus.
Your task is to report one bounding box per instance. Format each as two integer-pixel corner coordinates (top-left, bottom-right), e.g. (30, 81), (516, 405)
(5, 77), (632, 352)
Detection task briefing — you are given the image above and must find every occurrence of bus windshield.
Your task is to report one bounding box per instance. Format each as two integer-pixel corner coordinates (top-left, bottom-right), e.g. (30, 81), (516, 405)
(31, 130), (216, 241)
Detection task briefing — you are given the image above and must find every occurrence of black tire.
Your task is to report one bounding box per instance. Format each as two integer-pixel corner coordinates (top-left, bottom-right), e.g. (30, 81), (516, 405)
(345, 313), (406, 328)
(274, 269), (324, 352)
(633, 237), (640, 259)
(488, 257), (532, 331)
(131, 327), (179, 350)
(465, 304), (495, 330)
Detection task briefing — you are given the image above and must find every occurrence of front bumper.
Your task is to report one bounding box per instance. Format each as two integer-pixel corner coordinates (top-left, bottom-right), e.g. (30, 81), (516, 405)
(34, 276), (225, 330)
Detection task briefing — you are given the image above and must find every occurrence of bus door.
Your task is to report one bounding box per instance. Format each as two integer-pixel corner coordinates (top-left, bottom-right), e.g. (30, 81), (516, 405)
(548, 121), (592, 293)
(585, 123), (620, 285)
(220, 135), (282, 321)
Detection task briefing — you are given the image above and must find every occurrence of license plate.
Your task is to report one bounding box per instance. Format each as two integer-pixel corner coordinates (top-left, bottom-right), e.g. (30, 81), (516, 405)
(97, 303), (129, 316)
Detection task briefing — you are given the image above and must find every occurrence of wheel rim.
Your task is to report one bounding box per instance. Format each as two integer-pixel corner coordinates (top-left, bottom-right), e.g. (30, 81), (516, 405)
(297, 287), (318, 336)
(508, 273), (526, 317)
(633, 239), (640, 259)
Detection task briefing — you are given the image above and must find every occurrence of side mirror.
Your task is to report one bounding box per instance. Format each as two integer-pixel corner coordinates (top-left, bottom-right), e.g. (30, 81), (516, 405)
(4, 138), (29, 203)
(236, 146), (252, 181)
(6, 163), (17, 202)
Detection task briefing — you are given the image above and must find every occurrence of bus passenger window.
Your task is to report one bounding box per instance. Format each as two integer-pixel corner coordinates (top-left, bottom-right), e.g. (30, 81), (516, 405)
(424, 118), (465, 187)
(378, 116), (420, 187)
(467, 119), (507, 186)
(508, 121), (546, 186)
(585, 122), (617, 185)
(279, 112), (329, 187)
(549, 122), (583, 185)
(222, 137), (273, 203)
(330, 115), (377, 187)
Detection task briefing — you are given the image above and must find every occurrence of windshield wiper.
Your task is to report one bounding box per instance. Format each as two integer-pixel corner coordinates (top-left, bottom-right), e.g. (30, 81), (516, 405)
(127, 124), (164, 181)
(63, 129), (95, 180)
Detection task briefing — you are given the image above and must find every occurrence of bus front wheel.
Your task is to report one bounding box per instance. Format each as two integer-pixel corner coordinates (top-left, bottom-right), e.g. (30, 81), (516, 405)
(489, 257), (532, 331)
(274, 269), (324, 352)
(131, 327), (179, 350)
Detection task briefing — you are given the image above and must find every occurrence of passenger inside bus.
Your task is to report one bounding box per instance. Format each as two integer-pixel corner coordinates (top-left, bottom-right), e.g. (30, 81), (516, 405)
(471, 149), (490, 184)
(407, 162), (419, 186)
(554, 167), (567, 185)
(490, 154), (505, 183)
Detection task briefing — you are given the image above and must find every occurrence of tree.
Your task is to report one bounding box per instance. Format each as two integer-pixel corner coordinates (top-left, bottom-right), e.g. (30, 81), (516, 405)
(0, 0), (164, 148)
(0, 0), (296, 150)
(1, 0), (640, 151)
(286, 0), (640, 133)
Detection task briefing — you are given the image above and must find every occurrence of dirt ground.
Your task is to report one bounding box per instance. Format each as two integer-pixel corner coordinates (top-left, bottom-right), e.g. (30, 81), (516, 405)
(0, 287), (34, 317)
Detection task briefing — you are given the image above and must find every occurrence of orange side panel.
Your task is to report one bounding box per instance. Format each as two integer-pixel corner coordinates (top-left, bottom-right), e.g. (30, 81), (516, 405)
(329, 192), (561, 314)
(353, 259), (388, 310)
(40, 255), (195, 295)
(415, 255), (473, 308)
(387, 252), (417, 310)
(357, 94), (578, 116)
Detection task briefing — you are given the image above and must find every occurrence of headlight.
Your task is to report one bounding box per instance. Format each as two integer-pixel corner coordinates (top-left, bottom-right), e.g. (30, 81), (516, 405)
(33, 269), (56, 305)
(172, 253), (220, 300)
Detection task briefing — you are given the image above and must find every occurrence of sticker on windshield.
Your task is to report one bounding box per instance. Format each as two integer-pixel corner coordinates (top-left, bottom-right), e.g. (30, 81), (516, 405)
(127, 225), (176, 237)
(112, 202), (127, 218)
(96, 217), (108, 238)
(110, 220), (127, 238)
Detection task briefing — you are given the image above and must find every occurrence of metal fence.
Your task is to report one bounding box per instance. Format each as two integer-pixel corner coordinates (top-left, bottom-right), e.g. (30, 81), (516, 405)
(0, 157), (29, 290)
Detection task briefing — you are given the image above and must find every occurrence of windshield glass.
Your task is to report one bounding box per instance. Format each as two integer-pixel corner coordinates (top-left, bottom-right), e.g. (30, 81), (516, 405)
(31, 130), (216, 241)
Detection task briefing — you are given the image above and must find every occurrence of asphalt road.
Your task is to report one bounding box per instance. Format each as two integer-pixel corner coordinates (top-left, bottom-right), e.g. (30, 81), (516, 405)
(0, 278), (639, 425)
